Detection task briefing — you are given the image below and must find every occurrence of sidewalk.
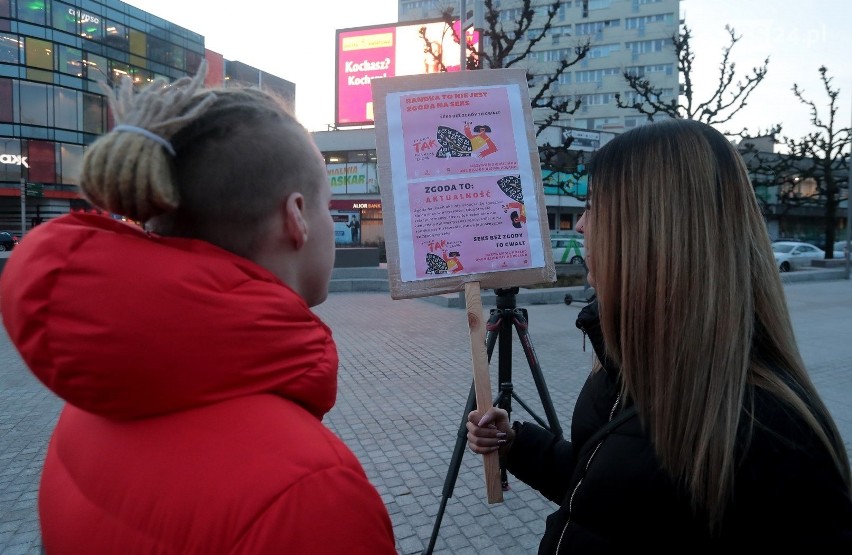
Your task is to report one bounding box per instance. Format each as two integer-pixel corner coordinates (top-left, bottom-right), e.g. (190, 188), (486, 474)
(1, 278), (851, 554)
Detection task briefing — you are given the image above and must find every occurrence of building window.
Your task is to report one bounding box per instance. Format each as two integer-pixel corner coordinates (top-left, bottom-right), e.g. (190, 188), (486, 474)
(27, 140), (56, 183)
(587, 43), (620, 58)
(129, 28), (146, 59)
(52, 2), (78, 35)
(130, 66), (154, 86)
(148, 34), (183, 69)
(19, 81), (49, 126)
(626, 39), (668, 54)
(110, 60), (131, 84)
(104, 20), (129, 51)
(624, 116), (643, 129)
(575, 67), (618, 83)
(84, 52), (107, 82)
(625, 63), (674, 77)
(0, 78), (12, 121)
(579, 92), (615, 105)
(59, 143), (84, 185)
(185, 49), (202, 74)
(57, 44), (83, 76)
(53, 87), (79, 131)
(625, 13), (673, 29)
(0, 138), (22, 181)
(0, 33), (21, 63)
(589, 0), (613, 9)
(324, 150), (379, 195)
(25, 37), (52, 71)
(575, 19), (620, 35)
(501, 8), (524, 22)
(17, 0), (46, 25)
(82, 92), (105, 135)
(79, 10), (103, 41)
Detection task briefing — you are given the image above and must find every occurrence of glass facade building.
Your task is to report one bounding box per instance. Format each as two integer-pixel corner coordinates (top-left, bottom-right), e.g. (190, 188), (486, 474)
(0, 0), (294, 234)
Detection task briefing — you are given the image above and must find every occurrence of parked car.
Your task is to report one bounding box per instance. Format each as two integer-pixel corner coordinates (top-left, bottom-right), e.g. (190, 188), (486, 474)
(0, 231), (19, 252)
(551, 236), (585, 265)
(771, 241), (825, 272)
(833, 241), (849, 257)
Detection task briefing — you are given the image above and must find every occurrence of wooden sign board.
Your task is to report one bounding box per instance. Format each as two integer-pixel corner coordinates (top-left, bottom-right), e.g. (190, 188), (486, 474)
(372, 69), (556, 300)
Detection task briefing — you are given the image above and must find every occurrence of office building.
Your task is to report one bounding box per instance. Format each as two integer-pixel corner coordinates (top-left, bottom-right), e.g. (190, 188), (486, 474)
(0, 0), (293, 234)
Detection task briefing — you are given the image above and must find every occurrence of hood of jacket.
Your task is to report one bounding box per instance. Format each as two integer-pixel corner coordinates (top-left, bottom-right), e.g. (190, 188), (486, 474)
(575, 299), (620, 382)
(0, 212), (338, 420)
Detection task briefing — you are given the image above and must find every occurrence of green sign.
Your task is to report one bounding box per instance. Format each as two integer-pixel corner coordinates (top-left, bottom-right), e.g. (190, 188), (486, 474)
(25, 182), (44, 197)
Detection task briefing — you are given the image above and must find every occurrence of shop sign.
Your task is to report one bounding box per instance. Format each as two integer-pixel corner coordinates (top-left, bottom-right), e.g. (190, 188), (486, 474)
(0, 154), (28, 168)
(68, 9), (100, 25)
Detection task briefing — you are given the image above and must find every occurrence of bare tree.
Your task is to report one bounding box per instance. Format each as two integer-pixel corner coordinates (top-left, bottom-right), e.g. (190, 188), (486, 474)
(425, 0), (590, 175)
(774, 67), (850, 256)
(615, 25), (770, 130)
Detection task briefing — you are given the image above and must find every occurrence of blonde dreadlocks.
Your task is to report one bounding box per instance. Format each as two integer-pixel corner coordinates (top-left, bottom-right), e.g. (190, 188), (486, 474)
(79, 61), (217, 222)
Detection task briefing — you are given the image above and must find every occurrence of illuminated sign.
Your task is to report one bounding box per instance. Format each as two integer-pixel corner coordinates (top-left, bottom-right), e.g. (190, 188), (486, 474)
(336, 19), (479, 127)
(68, 8), (100, 25)
(0, 154), (29, 168)
(327, 162), (376, 194)
(329, 200), (383, 210)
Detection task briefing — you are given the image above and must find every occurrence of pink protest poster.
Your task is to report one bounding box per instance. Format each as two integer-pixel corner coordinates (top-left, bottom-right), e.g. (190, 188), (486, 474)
(409, 175), (532, 278)
(372, 69), (555, 300)
(401, 87), (518, 179)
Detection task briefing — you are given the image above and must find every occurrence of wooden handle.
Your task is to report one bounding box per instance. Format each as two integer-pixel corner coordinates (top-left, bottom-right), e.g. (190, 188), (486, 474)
(464, 281), (503, 504)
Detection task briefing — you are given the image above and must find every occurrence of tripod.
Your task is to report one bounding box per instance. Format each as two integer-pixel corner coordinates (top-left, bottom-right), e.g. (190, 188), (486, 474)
(424, 287), (563, 555)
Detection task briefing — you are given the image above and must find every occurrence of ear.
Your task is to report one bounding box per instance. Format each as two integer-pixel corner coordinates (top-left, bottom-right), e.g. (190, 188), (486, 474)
(283, 192), (308, 250)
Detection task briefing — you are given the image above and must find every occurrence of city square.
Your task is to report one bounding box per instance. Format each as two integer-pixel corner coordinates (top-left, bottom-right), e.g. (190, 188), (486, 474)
(2, 277), (850, 554)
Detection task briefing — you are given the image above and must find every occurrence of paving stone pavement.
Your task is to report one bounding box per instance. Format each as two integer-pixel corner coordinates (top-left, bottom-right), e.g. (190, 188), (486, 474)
(1, 279), (851, 554)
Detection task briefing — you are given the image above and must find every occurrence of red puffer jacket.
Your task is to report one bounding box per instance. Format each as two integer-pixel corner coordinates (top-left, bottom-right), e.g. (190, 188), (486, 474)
(0, 213), (396, 554)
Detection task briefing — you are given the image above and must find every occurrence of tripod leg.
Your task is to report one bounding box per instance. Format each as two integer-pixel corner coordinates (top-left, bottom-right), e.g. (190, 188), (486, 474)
(512, 309), (563, 439)
(495, 310), (515, 490)
(485, 308), (501, 364)
(424, 382), (477, 555)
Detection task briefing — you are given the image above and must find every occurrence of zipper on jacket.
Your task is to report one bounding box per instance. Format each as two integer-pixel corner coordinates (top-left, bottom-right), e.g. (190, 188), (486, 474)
(554, 394), (621, 554)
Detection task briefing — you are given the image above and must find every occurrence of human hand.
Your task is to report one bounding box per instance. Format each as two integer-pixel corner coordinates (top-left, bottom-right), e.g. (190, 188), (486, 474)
(467, 407), (513, 456)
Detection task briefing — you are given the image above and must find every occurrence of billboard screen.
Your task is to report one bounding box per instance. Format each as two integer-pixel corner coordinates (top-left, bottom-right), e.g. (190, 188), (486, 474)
(336, 19), (478, 127)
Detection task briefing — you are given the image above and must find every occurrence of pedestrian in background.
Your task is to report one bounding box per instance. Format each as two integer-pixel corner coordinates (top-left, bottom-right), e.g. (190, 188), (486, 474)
(467, 119), (852, 551)
(0, 63), (395, 554)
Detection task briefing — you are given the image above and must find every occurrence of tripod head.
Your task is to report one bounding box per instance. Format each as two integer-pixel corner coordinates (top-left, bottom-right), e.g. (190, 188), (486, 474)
(494, 287), (519, 310)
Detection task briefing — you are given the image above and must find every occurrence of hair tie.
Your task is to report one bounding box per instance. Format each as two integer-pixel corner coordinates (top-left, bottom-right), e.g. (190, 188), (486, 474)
(111, 124), (176, 156)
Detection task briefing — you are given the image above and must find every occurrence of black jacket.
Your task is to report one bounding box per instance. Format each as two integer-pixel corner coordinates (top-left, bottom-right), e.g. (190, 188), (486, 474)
(505, 301), (852, 553)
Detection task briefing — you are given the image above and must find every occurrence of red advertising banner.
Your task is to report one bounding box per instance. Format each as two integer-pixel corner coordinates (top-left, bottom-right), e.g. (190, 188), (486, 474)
(336, 19), (478, 127)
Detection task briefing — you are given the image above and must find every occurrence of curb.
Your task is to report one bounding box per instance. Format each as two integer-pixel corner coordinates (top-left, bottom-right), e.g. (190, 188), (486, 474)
(418, 285), (594, 308)
(329, 266), (849, 307)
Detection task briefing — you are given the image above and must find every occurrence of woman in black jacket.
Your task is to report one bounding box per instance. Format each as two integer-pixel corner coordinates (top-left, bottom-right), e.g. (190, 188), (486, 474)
(467, 119), (852, 551)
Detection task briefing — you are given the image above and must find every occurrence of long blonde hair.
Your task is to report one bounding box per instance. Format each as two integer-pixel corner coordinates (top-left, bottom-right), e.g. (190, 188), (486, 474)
(586, 118), (851, 533)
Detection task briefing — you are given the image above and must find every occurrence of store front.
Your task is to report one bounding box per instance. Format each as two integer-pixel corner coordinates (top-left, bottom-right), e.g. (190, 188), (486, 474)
(329, 199), (383, 246)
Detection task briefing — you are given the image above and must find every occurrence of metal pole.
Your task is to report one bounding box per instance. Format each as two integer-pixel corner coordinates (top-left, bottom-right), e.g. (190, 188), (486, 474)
(846, 94), (851, 280)
(19, 177), (25, 238)
(460, 0), (466, 72)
